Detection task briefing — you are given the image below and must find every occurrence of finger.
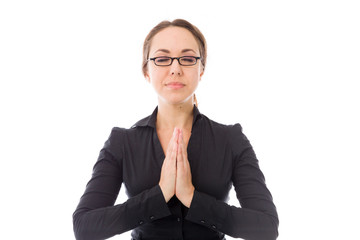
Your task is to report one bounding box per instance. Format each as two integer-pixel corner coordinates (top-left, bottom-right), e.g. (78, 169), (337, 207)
(170, 128), (179, 163)
(178, 129), (188, 163)
(179, 129), (187, 159)
(171, 134), (178, 160)
(177, 129), (184, 163)
(174, 127), (180, 144)
(165, 127), (179, 157)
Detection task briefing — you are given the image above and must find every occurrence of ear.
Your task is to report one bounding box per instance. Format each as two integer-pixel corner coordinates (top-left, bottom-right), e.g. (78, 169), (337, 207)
(145, 72), (150, 83)
(199, 68), (204, 81)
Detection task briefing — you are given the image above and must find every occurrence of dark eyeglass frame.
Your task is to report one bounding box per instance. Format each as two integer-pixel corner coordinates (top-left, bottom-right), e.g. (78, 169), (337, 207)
(148, 56), (202, 66)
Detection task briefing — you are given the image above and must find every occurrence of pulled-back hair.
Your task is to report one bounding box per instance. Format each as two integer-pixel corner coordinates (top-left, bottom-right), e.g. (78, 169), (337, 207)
(142, 19), (207, 77)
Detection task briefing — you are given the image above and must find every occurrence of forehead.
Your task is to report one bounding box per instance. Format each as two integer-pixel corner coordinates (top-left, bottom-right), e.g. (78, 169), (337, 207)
(150, 27), (199, 55)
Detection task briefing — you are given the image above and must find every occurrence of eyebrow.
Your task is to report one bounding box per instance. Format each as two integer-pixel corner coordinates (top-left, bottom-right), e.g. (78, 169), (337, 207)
(181, 48), (197, 54)
(154, 49), (170, 54)
(154, 48), (197, 54)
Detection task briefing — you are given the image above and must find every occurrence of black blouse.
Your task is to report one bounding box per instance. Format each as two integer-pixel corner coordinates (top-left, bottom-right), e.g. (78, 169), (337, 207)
(73, 105), (279, 240)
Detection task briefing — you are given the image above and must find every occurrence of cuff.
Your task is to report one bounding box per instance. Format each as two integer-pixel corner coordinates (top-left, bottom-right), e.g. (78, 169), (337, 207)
(128, 185), (172, 227)
(185, 190), (225, 232)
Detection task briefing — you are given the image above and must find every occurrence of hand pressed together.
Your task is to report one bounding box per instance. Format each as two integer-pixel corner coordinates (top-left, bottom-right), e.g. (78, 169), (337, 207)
(159, 128), (195, 208)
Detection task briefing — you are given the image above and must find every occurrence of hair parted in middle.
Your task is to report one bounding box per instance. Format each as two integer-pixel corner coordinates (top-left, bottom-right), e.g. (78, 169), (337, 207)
(142, 19), (207, 77)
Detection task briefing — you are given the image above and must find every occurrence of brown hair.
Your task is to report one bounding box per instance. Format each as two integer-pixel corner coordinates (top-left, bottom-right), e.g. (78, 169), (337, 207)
(142, 19), (207, 77)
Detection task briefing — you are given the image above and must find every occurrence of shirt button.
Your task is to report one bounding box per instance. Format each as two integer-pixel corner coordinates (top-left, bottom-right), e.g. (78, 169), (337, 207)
(139, 220), (144, 225)
(211, 225), (217, 229)
(177, 217), (181, 222)
(200, 220), (205, 224)
(150, 216), (155, 220)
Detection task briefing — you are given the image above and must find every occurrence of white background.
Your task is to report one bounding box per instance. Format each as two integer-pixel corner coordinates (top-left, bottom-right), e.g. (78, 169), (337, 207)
(1, 0), (359, 239)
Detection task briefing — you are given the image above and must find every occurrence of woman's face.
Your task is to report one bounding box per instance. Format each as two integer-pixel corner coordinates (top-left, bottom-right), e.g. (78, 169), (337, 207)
(145, 27), (204, 106)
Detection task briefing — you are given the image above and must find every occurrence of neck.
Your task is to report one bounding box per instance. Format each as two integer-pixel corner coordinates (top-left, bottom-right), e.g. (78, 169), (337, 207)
(156, 100), (194, 131)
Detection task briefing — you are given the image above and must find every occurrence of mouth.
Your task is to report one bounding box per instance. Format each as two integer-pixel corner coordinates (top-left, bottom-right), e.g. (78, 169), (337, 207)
(165, 82), (185, 89)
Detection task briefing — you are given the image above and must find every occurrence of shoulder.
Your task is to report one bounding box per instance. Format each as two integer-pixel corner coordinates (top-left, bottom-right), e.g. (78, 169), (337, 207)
(201, 114), (250, 151)
(108, 124), (147, 140)
(130, 115), (152, 129)
(108, 126), (127, 139)
(103, 125), (145, 159)
(200, 113), (244, 135)
(102, 127), (127, 156)
(107, 113), (154, 146)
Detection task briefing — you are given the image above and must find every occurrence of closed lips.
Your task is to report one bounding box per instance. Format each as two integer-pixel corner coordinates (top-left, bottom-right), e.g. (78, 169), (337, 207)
(165, 82), (185, 89)
(166, 82), (185, 86)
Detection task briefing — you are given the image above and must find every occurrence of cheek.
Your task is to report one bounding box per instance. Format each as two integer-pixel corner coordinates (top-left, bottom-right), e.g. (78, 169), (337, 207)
(149, 68), (168, 85)
(148, 66), (160, 79)
(153, 70), (166, 80)
(193, 64), (202, 76)
(188, 68), (202, 80)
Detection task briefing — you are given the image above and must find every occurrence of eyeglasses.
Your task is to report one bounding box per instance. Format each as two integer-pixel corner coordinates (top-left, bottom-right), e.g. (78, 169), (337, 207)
(148, 56), (201, 66)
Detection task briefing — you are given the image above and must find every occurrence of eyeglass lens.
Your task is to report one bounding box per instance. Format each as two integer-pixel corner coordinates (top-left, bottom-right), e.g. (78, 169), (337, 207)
(155, 57), (197, 66)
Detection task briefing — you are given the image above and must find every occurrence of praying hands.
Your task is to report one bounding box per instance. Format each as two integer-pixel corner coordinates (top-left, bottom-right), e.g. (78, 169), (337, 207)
(159, 128), (195, 208)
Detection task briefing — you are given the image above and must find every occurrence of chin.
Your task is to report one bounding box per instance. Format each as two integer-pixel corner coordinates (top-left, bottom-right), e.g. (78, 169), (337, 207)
(160, 95), (193, 106)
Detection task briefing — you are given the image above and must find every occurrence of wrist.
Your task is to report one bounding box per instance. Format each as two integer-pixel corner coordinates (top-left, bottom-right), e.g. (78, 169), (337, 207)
(159, 184), (173, 203)
(183, 187), (195, 208)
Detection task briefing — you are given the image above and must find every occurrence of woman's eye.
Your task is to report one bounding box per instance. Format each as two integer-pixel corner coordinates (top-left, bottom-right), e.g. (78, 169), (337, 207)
(181, 57), (195, 63)
(156, 58), (170, 63)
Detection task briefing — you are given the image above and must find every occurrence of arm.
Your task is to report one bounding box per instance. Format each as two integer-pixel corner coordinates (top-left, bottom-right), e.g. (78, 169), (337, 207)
(185, 124), (279, 240)
(73, 128), (171, 240)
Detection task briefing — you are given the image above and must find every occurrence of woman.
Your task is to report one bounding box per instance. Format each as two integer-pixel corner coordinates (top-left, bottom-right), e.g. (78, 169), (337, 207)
(73, 19), (279, 240)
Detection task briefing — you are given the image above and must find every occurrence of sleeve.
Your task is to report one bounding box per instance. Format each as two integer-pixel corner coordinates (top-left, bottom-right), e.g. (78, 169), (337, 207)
(185, 124), (279, 240)
(72, 128), (171, 240)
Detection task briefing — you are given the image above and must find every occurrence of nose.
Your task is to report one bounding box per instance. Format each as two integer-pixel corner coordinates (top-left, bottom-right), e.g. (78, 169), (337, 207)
(170, 59), (183, 76)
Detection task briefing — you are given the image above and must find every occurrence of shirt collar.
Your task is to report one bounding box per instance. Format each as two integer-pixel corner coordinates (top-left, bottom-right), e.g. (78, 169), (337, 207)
(132, 105), (203, 129)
